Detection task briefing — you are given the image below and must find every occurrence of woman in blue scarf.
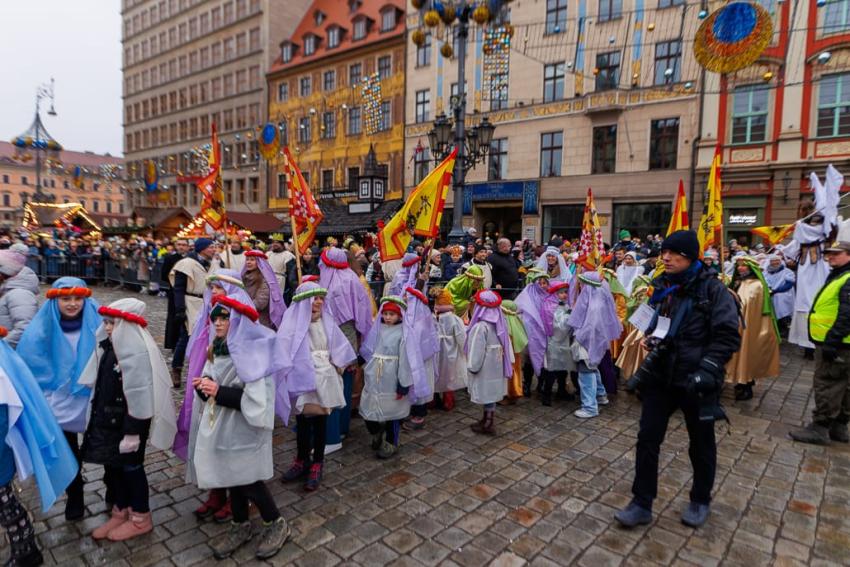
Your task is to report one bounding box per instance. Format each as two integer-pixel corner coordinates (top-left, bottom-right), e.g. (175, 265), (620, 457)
(17, 277), (101, 521)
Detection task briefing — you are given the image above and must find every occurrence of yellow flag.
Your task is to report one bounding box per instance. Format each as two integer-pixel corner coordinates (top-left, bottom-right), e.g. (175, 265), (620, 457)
(666, 179), (690, 236)
(377, 148), (457, 261)
(697, 149), (723, 251)
(751, 223), (794, 246)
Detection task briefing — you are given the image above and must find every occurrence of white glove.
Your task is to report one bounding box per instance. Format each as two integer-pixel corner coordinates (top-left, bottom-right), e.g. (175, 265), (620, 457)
(118, 435), (141, 454)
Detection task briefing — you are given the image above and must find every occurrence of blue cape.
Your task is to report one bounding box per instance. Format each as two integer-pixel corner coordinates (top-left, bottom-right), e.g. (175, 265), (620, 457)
(16, 277), (101, 396)
(0, 340), (78, 512)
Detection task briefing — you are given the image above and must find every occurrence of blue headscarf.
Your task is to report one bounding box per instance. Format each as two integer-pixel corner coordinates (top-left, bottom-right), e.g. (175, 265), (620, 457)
(17, 277), (101, 396)
(0, 339), (78, 512)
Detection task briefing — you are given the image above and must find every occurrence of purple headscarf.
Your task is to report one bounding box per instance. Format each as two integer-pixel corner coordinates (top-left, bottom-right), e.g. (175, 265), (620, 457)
(567, 271), (623, 367)
(403, 287), (439, 400)
(276, 282), (356, 424)
(319, 247), (373, 337)
(173, 269), (245, 459)
(387, 253), (421, 296)
(465, 290), (513, 378)
(515, 279), (551, 374)
(242, 250), (285, 328)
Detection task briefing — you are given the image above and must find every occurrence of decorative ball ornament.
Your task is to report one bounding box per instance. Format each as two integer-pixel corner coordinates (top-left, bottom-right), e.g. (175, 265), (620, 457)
(763, 70), (774, 81)
(424, 10), (441, 27)
(412, 29), (426, 46)
(694, 2), (773, 74)
(698, 9), (708, 19)
(441, 4), (457, 24)
(818, 51), (832, 64)
(473, 5), (490, 24)
(411, 0), (424, 8)
(441, 42), (454, 58)
(647, 22), (656, 31)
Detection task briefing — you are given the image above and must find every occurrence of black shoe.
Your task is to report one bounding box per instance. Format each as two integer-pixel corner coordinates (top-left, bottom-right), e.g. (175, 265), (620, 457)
(681, 502), (710, 528)
(614, 502), (652, 528)
(829, 422), (849, 443)
(64, 489), (85, 521)
(4, 549), (43, 567)
(804, 348), (815, 360)
(541, 394), (552, 407)
(735, 383), (753, 401)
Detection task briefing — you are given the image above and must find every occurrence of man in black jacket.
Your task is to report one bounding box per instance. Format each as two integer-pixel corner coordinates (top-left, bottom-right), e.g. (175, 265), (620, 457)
(489, 238), (520, 299)
(161, 239), (187, 353)
(789, 239), (850, 445)
(615, 230), (740, 529)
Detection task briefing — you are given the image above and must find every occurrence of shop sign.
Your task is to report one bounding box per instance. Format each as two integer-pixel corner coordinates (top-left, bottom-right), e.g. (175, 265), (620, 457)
(462, 180), (539, 215)
(729, 214), (758, 225)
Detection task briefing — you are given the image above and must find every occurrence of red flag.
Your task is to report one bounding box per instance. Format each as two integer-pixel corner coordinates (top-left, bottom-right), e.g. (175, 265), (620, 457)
(284, 147), (323, 254)
(666, 179), (690, 235)
(199, 124), (226, 229)
(578, 188), (604, 269)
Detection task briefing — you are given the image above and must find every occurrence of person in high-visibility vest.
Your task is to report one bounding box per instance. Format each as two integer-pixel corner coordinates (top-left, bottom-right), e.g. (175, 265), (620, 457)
(789, 235), (850, 445)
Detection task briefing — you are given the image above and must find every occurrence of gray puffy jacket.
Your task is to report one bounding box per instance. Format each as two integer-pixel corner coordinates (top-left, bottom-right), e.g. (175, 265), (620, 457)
(0, 267), (39, 347)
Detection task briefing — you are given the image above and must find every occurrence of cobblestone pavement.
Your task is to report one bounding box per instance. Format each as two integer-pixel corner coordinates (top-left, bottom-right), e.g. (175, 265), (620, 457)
(2, 284), (849, 566)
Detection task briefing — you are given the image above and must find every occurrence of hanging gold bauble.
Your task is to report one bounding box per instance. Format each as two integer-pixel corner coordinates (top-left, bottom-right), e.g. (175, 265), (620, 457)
(483, 43), (493, 55)
(763, 71), (774, 81)
(424, 10), (441, 27)
(411, 0), (424, 8)
(441, 4), (457, 24)
(647, 22), (656, 31)
(505, 24), (515, 37)
(412, 29), (426, 46)
(441, 43), (454, 58)
(472, 5), (490, 24)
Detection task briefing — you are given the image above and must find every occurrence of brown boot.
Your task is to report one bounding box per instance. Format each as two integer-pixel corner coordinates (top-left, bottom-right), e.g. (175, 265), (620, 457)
(470, 409), (486, 433)
(471, 409), (496, 435)
(92, 506), (128, 540)
(107, 509), (153, 541)
(171, 367), (182, 388)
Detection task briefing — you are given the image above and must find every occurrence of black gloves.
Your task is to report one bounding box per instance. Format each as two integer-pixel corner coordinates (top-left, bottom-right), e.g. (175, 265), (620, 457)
(686, 358), (724, 397)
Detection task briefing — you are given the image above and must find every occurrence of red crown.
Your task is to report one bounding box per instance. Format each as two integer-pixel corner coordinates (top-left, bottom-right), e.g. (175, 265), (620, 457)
(46, 287), (92, 299)
(474, 290), (502, 308)
(405, 286), (428, 305)
(244, 250), (267, 259)
(211, 295), (259, 322)
(320, 249), (349, 269)
(98, 306), (148, 327)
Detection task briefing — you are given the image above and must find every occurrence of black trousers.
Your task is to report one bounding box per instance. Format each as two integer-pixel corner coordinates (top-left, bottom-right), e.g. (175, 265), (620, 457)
(63, 431), (85, 503)
(365, 420), (401, 446)
(632, 386), (716, 510)
(104, 464), (149, 513)
(230, 481), (280, 523)
(296, 414), (327, 463)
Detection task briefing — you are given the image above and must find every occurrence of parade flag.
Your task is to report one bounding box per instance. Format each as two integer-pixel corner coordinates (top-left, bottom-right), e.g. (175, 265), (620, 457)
(751, 223), (795, 246)
(697, 147), (723, 251)
(666, 180), (690, 235)
(284, 147), (323, 255)
(578, 188), (605, 269)
(198, 124), (227, 230)
(377, 148), (457, 261)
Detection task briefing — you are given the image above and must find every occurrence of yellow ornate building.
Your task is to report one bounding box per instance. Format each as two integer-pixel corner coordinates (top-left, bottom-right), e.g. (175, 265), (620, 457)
(266, 0), (406, 214)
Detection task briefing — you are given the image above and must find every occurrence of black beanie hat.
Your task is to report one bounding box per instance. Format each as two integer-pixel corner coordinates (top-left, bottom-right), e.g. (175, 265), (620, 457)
(661, 230), (700, 260)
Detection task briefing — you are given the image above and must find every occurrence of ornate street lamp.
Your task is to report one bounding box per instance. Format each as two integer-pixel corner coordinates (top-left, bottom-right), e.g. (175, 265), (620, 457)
(412, 1), (510, 244)
(10, 79), (60, 203)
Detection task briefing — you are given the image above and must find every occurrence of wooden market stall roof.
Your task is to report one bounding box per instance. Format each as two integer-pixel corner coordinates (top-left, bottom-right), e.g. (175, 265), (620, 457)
(22, 202), (101, 231)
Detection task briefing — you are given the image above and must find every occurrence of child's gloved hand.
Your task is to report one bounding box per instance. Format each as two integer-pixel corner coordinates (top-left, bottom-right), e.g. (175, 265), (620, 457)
(395, 384), (410, 400)
(118, 435), (141, 454)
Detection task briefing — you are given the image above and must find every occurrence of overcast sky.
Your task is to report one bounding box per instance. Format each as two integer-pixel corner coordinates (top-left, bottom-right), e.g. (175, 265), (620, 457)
(0, 2), (123, 156)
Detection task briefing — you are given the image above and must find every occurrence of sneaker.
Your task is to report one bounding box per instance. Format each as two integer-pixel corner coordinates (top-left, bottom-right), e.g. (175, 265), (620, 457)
(304, 463), (323, 492)
(574, 408), (597, 419)
(614, 501), (652, 528)
(212, 521), (253, 560)
(596, 395), (609, 406)
(403, 417), (425, 431)
(681, 502), (710, 528)
(281, 459), (310, 482)
(213, 499), (232, 523)
(255, 517), (290, 560)
(377, 440), (397, 459)
(324, 442), (342, 455)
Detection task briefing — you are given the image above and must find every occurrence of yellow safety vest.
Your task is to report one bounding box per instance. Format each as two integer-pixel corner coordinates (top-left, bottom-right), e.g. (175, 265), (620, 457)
(809, 271), (850, 343)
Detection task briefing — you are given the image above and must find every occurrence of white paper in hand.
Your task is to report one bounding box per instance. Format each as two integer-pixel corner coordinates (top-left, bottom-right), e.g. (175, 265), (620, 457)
(651, 316), (671, 339)
(628, 303), (655, 333)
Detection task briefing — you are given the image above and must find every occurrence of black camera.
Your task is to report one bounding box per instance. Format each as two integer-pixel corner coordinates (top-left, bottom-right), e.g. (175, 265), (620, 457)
(624, 337), (669, 393)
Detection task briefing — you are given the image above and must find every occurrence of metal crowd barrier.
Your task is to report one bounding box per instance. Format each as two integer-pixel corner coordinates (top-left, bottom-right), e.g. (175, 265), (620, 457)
(26, 253), (170, 292)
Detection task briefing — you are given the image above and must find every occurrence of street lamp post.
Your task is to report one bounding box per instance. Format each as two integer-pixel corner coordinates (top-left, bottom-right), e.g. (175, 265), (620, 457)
(11, 79), (60, 203)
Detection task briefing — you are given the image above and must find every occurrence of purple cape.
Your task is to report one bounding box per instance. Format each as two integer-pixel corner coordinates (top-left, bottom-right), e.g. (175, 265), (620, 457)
(387, 253), (421, 297)
(515, 281), (550, 375)
(276, 282), (356, 424)
(242, 255), (286, 328)
(319, 247), (373, 338)
(567, 271), (623, 367)
(403, 289), (439, 400)
(465, 290), (513, 378)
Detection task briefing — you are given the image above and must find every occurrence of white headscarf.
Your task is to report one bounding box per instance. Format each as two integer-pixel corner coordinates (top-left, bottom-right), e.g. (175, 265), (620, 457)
(535, 246), (571, 282)
(79, 298), (177, 451)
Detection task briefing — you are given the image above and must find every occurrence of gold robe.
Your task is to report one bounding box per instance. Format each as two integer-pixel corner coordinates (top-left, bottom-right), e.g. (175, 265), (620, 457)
(726, 278), (780, 384)
(616, 326), (648, 379)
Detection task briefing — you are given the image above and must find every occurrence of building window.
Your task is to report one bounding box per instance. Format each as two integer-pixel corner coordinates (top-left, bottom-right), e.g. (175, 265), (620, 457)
(592, 125), (617, 173)
(349, 63), (362, 85)
(322, 111), (336, 139)
(658, 0), (684, 7)
(353, 18), (367, 40)
(1, 175), (7, 184)
(732, 86), (768, 143)
(277, 173), (287, 198)
(596, 51), (621, 91)
(649, 118), (679, 169)
(379, 101), (392, 131)
(378, 55), (392, 80)
(300, 76), (311, 96)
(414, 147), (431, 184)
(348, 106), (362, 135)
(304, 35), (316, 56)
(416, 33), (432, 67)
(599, 0), (623, 21)
(612, 202), (672, 240)
(381, 8), (397, 31)
(817, 73), (850, 137)
(347, 166), (360, 189)
(543, 62), (565, 102)
(328, 26), (340, 48)
(107, 202), (113, 213)
(543, 205), (584, 242)
(21, 177), (28, 186)
(415, 89), (431, 123)
(323, 70), (335, 91)
(489, 138), (509, 181)
(540, 132), (563, 177)
(546, 0), (568, 33)
(654, 40), (682, 85)
(299, 117), (312, 143)
(278, 82), (289, 101)
(2, 195), (9, 207)
(490, 73), (509, 110)
(824, 0), (850, 33)
(282, 43), (292, 62)
(250, 178), (259, 203)
(322, 169), (334, 191)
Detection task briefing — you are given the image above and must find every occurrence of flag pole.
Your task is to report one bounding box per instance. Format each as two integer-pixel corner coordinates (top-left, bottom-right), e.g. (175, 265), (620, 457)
(284, 151), (303, 284)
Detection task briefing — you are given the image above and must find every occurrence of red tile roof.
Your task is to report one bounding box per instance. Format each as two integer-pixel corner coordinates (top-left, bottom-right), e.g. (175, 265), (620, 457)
(0, 141), (122, 168)
(269, 0), (405, 74)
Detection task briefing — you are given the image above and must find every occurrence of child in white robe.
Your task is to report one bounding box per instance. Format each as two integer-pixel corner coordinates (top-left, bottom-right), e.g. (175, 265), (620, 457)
(433, 289), (467, 411)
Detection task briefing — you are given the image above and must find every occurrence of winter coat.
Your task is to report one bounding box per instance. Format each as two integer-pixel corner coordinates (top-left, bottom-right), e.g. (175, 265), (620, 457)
(81, 339), (151, 466)
(0, 267), (39, 348)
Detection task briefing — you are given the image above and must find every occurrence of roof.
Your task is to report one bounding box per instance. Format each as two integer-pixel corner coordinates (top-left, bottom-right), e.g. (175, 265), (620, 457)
(227, 211), (286, 233)
(130, 206), (192, 227)
(22, 203), (100, 231)
(269, 0), (405, 74)
(0, 141), (122, 168)
(283, 199), (403, 237)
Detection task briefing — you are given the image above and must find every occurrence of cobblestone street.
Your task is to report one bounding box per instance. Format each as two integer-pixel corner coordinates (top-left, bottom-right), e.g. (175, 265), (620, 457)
(3, 284), (849, 566)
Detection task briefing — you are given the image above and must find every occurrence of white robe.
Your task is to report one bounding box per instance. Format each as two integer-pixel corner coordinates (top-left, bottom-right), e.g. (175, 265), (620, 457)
(361, 324), (412, 422)
(435, 313), (467, 392)
(784, 223), (830, 348)
(267, 250), (293, 294)
(224, 251), (246, 273)
(545, 305), (575, 372)
(186, 355), (275, 489)
(294, 321), (346, 413)
(466, 321), (509, 405)
(764, 266), (796, 321)
(170, 257), (210, 334)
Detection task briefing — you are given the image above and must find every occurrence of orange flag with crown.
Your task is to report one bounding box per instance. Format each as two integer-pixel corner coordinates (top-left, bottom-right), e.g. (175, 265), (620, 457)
(284, 147), (323, 255)
(666, 179), (690, 235)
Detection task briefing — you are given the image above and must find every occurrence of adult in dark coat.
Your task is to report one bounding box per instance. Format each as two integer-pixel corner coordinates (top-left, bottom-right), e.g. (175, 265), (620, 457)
(162, 239), (188, 350)
(489, 238), (521, 299)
